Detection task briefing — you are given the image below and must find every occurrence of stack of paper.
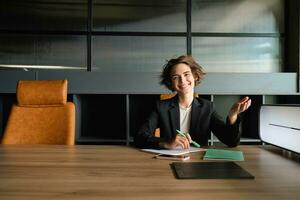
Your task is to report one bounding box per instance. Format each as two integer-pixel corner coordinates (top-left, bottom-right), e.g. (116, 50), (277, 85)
(142, 147), (205, 156)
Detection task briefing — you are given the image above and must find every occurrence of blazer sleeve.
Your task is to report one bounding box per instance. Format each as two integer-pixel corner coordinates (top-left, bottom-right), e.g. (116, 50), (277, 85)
(134, 101), (165, 149)
(210, 102), (241, 147)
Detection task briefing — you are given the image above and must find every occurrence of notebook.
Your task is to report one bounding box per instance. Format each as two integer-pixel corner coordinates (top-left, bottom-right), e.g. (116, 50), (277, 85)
(171, 162), (254, 179)
(203, 149), (244, 161)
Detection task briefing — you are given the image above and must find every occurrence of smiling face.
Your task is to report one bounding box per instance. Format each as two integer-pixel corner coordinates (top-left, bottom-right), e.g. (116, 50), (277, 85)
(170, 63), (195, 96)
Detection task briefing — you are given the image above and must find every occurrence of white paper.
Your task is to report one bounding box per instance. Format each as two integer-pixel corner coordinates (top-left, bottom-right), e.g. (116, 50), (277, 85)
(141, 146), (206, 156)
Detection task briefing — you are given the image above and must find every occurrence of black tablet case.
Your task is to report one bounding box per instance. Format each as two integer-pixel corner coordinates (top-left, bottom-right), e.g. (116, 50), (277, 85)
(171, 162), (254, 179)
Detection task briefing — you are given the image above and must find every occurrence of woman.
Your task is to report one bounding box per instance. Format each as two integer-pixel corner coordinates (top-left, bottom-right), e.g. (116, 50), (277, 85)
(134, 55), (251, 149)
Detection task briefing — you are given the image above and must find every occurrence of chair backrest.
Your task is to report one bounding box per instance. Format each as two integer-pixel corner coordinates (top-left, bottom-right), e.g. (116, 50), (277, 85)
(1, 80), (75, 145)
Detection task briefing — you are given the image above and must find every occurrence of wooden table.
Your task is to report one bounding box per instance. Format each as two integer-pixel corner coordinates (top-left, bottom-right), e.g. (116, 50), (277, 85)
(0, 145), (300, 200)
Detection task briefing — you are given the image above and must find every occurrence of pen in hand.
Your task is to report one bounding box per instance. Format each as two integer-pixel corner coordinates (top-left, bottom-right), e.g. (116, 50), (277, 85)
(176, 129), (201, 148)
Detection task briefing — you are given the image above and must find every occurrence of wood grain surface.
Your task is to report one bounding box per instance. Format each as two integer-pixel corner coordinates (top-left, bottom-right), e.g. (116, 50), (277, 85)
(0, 145), (299, 200)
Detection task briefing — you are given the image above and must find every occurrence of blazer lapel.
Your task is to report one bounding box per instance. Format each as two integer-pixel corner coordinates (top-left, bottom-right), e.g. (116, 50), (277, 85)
(190, 98), (203, 135)
(168, 96), (180, 134)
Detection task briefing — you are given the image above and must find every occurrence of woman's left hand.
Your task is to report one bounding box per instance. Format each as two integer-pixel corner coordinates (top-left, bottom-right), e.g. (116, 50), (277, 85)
(228, 96), (252, 124)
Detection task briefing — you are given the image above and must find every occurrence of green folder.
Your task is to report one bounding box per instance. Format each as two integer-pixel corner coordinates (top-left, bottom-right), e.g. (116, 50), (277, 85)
(203, 149), (244, 161)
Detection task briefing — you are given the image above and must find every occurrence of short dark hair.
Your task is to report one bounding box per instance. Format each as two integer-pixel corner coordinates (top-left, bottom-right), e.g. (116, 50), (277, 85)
(160, 55), (205, 91)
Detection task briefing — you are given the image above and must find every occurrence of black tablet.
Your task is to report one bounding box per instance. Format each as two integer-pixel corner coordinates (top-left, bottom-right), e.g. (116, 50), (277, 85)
(171, 162), (254, 179)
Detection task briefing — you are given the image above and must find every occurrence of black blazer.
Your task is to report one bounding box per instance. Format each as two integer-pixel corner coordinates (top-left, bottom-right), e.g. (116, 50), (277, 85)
(134, 95), (241, 149)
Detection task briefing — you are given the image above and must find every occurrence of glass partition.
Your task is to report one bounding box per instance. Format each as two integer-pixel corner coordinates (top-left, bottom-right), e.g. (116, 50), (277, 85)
(92, 36), (186, 72)
(192, 0), (284, 33)
(0, 0), (88, 31)
(0, 34), (87, 70)
(93, 0), (186, 32)
(192, 37), (282, 72)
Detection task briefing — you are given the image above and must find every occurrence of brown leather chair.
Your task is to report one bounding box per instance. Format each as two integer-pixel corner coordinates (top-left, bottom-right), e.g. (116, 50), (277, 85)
(1, 80), (75, 145)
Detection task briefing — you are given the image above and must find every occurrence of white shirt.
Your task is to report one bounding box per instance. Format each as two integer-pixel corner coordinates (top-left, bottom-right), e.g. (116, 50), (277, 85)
(179, 104), (192, 134)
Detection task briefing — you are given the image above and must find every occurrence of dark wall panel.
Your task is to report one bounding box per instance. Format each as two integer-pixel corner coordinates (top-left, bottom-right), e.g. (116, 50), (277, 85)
(0, 0), (88, 31)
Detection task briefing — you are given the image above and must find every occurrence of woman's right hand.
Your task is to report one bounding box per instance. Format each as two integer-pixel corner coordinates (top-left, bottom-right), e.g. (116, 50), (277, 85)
(164, 134), (192, 149)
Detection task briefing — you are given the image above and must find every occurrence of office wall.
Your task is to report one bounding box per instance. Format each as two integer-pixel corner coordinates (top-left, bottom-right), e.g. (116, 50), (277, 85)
(0, 0), (298, 144)
(0, 0), (285, 74)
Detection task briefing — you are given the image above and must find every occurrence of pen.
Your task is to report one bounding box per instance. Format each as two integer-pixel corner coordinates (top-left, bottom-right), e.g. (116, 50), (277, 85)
(176, 129), (201, 148)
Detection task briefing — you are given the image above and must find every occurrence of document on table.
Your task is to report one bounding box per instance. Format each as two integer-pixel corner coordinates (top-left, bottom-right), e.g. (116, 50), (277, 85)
(141, 146), (206, 156)
(203, 149), (244, 161)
